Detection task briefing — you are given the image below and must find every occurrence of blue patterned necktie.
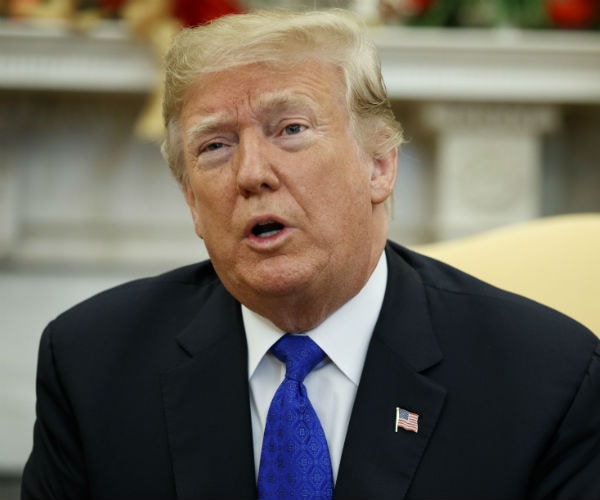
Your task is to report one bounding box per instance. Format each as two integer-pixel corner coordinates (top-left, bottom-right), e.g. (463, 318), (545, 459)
(257, 334), (334, 499)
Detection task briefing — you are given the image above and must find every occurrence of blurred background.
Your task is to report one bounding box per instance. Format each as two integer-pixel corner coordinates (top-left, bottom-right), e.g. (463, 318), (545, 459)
(1, 0), (599, 495)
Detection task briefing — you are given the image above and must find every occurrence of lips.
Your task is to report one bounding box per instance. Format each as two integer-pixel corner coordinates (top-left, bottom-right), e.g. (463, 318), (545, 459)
(244, 215), (291, 246)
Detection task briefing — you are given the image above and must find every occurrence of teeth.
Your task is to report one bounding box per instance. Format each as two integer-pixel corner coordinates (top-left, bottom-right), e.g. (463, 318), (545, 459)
(258, 229), (280, 238)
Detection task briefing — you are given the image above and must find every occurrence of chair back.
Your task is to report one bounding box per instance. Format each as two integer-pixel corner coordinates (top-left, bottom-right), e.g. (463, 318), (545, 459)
(415, 214), (600, 336)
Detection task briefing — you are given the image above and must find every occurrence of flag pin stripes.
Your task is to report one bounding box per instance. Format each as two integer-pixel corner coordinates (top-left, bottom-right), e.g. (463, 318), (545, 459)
(395, 407), (419, 433)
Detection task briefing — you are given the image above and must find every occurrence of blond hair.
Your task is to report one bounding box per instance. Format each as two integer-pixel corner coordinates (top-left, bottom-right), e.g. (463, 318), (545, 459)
(161, 9), (403, 184)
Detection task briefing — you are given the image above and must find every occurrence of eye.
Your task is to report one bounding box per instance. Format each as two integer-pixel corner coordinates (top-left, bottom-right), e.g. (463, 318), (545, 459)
(193, 139), (232, 167)
(283, 123), (305, 135)
(203, 142), (225, 152)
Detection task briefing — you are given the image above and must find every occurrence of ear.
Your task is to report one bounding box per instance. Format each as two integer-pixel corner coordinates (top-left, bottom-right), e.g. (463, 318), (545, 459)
(182, 182), (205, 240)
(369, 147), (398, 205)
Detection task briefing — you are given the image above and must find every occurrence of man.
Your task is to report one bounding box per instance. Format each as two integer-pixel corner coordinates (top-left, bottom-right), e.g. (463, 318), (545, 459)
(22, 9), (600, 499)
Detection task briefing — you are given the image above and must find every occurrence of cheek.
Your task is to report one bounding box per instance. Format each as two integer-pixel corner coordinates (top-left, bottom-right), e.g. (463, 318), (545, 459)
(193, 210), (206, 239)
(330, 158), (373, 205)
(192, 182), (239, 240)
(184, 193), (206, 239)
(303, 164), (371, 231)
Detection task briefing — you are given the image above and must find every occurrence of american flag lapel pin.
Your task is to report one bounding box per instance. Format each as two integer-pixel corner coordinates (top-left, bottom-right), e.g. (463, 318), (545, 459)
(395, 407), (419, 433)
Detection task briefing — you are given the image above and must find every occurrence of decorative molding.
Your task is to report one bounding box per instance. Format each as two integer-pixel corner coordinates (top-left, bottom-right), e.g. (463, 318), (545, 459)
(421, 103), (560, 131)
(2, 20), (600, 102)
(0, 19), (156, 92)
(421, 103), (559, 239)
(372, 26), (600, 103)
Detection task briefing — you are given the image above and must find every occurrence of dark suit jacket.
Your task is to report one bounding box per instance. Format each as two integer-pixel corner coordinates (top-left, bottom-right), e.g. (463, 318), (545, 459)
(21, 242), (600, 499)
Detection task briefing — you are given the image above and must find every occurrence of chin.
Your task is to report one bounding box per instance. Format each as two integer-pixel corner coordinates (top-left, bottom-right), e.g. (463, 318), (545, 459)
(237, 258), (318, 298)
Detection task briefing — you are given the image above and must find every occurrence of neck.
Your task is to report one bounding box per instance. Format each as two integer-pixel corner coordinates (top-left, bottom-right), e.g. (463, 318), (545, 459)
(246, 242), (386, 333)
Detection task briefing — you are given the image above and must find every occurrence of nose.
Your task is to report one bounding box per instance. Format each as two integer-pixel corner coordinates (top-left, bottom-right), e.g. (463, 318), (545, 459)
(234, 131), (280, 197)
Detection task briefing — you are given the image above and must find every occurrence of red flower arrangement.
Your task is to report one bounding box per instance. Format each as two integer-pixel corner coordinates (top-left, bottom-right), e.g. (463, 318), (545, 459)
(171, 0), (243, 27)
(545, 0), (599, 29)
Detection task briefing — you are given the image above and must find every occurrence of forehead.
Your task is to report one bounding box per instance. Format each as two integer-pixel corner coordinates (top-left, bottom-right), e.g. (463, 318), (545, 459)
(181, 60), (347, 123)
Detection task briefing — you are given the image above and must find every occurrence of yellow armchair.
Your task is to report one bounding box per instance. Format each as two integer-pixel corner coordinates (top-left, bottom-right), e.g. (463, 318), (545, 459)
(414, 214), (600, 336)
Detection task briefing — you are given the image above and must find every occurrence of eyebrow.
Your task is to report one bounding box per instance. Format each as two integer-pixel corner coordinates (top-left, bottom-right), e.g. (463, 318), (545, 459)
(185, 112), (231, 144)
(255, 91), (316, 115)
(185, 91), (317, 144)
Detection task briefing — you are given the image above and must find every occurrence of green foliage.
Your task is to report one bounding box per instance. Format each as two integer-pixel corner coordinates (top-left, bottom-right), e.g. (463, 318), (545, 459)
(391, 0), (599, 30)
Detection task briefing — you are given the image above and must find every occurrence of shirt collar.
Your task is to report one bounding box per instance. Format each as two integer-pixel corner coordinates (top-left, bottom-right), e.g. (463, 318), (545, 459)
(243, 251), (388, 385)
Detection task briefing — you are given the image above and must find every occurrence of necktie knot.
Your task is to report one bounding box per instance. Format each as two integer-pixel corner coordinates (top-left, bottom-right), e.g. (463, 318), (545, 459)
(271, 335), (326, 383)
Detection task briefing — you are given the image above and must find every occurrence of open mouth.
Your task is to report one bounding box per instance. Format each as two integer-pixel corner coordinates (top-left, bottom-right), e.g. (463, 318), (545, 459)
(251, 221), (285, 239)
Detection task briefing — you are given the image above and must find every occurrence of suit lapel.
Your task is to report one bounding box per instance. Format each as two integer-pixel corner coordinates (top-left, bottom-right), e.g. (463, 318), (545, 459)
(335, 245), (447, 499)
(161, 283), (256, 499)
(159, 244), (445, 499)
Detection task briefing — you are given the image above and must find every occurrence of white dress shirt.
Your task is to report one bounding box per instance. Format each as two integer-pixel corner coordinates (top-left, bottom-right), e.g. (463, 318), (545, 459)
(244, 251), (388, 482)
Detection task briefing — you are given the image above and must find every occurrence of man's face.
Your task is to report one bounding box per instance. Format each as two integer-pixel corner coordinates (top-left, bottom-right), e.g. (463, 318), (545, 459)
(180, 60), (396, 320)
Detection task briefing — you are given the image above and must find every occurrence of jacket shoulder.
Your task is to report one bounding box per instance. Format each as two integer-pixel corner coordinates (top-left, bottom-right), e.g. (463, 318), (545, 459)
(387, 240), (598, 349)
(47, 260), (223, 343)
(62, 260), (217, 310)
